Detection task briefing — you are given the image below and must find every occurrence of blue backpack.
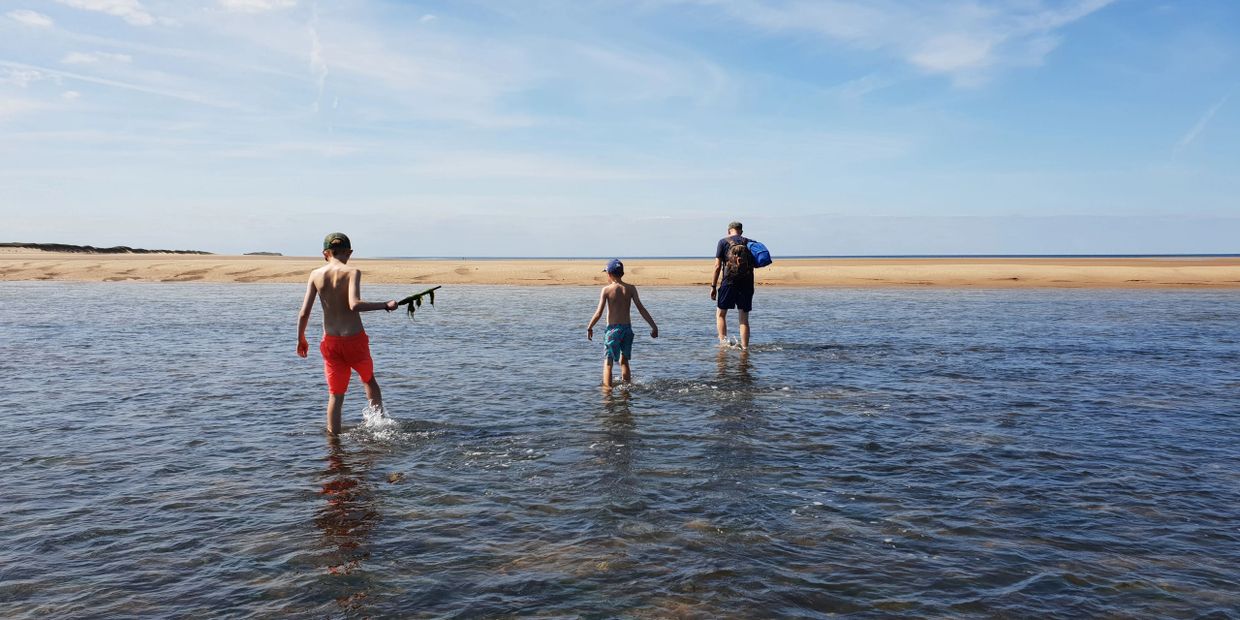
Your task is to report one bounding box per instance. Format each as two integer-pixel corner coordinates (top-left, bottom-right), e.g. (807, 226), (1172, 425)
(746, 239), (773, 268)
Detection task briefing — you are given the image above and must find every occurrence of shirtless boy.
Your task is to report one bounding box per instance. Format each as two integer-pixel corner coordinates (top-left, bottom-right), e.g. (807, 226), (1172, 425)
(586, 259), (659, 387)
(297, 233), (398, 434)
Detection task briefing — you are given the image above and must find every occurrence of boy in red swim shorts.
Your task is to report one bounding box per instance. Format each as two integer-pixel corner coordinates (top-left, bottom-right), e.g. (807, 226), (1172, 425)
(297, 233), (398, 434)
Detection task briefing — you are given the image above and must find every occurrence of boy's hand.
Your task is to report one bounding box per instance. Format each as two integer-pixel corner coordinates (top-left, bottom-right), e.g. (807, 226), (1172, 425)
(385, 300), (398, 312)
(709, 285), (717, 300)
(650, 326), (659, 339)
(297, 337), (309, 358)
(587, 327), (594, 341)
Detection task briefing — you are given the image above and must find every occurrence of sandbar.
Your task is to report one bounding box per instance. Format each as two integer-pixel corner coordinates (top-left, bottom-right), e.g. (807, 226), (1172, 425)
(1, 251), (1239, 288)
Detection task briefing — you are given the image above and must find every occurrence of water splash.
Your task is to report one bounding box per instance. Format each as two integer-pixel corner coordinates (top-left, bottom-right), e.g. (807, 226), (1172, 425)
(361, 403), (397, 430)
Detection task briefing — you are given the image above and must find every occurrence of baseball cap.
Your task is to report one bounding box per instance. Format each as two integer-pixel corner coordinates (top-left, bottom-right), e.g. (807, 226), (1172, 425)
(323, 232), (351, 251)
(603, 259), (624, 274)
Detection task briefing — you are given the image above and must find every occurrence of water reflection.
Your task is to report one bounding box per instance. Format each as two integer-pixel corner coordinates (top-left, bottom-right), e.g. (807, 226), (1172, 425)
(708, 348), (760, 514)
(716, 347), (754, 386)
(598, 387), (637, 501)
(315, 437), (379, 611)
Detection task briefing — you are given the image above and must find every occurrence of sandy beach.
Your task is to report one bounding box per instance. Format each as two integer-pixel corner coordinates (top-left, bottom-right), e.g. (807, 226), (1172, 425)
(2, 250), (1239, 288)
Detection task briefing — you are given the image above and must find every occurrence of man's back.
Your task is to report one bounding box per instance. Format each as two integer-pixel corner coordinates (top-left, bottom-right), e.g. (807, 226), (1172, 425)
(312, 262), (365, 336)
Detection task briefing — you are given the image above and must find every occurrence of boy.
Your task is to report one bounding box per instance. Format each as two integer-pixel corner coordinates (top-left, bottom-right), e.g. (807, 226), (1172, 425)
(297, 232), (398, 434)
(586, 259), (659, 387)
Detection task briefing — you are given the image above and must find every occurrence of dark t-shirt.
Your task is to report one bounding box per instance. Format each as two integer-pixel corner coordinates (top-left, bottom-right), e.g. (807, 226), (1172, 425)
(715, 235), (754, 287)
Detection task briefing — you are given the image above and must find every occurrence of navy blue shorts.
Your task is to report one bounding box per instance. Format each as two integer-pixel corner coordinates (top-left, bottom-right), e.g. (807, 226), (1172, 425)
(717, 280), (754, 312)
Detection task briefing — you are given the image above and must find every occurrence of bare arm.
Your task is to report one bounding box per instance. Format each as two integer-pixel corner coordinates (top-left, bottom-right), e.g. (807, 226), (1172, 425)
(633, 288), (658, 338)
(711, 258), (722, 299)
(586, 288), (607, 340)
(296, 276), (317, 357)
(347, 271), (398, 313)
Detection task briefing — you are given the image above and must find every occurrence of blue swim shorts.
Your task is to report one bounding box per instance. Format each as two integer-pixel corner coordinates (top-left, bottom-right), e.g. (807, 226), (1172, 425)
(604, 324), (634, 362)
(716, 280), (754, 312)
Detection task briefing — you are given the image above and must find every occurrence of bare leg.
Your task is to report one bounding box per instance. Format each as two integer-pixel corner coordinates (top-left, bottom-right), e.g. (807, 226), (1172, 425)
(363, 376), (384, 411)
(602, 358), (614, 388)
(738, 310), (750, 350)
(620, 356), (631, 383)
(716, 308), (729, 344)
(326, 393), (345, 435)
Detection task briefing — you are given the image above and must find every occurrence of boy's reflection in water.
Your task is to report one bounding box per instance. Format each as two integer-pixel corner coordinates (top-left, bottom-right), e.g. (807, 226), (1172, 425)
(316, 436), (380, 610)
(599, 388), (636, 492)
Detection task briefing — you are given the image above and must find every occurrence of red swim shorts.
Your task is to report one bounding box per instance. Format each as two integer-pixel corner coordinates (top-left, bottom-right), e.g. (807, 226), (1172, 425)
(319, 331), (374, 395)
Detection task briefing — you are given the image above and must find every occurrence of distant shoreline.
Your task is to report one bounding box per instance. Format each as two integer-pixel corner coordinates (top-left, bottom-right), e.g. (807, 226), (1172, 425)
(3, 251), (1240, 288)
(1, 242), (212, 255)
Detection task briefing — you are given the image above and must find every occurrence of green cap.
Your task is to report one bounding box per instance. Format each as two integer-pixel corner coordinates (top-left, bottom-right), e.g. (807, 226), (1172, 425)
(323, 232), (351, 251)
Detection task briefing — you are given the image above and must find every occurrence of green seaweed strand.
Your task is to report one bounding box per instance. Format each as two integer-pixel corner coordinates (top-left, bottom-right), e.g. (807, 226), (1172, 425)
(397, 286), (441, 320)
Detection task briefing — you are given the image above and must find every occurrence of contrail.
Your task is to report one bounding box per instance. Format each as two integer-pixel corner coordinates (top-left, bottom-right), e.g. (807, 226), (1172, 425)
(1174, 90), (1233, 157)
(309, 3), (328, 112)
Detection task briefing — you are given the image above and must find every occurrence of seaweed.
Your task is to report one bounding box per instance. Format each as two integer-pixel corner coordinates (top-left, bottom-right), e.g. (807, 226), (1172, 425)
(396, 286), (441, 320)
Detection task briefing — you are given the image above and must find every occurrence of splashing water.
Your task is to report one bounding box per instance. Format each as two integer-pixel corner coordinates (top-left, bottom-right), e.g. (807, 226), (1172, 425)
(361, 404), (397, 429)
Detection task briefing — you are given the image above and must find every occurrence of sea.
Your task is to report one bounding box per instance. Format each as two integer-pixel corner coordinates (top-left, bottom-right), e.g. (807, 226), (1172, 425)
(1, 282), (1237, 619)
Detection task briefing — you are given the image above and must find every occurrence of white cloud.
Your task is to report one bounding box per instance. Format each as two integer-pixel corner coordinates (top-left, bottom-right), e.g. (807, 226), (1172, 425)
(419, 14), (436, 23)
(54, 0), (155, 26)
(0, 67), (55, 88)
(62, 51), (134, 64)
(218, 0), (296, 14)
(62, 90), (82, 100)
(7, 9), (54, 27)
(676, 0), (1115, 84)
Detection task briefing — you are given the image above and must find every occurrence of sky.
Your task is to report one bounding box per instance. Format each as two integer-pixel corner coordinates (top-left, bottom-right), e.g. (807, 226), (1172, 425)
(1, 0), (1237, 257)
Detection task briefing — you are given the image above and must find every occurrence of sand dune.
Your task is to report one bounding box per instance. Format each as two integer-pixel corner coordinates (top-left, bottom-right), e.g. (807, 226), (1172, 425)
(1, 251), (1239, 288)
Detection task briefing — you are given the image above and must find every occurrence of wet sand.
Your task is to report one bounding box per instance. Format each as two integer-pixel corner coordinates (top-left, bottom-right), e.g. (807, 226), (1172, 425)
(1, 250), (1239, 288)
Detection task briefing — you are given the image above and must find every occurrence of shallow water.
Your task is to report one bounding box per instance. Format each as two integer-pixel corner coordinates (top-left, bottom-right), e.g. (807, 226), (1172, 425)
(1, 283), (1238, 618)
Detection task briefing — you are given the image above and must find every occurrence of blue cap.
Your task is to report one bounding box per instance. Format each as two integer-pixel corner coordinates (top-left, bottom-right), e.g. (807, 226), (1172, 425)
(603, 259), (624, 274)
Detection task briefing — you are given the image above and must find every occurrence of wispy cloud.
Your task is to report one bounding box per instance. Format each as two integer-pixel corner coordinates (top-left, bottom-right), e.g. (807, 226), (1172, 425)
(54, 0), (155, 26)
(218, 141), (362, 158)
(7, 9), (54, 27)
(62, 51), (133, 64)
(1174, 91), (1233, 157)
(218, 0), (297, 13)
(0, 67), (57, 88)
(308, 6), (328, 111)
(671, 0), (1114, 84)
(0, 60), (238, 109)
(407, 151), (711, 181)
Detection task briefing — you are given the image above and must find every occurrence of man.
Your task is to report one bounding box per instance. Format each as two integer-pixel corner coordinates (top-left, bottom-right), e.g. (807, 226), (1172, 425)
(710, 221), (754, 350)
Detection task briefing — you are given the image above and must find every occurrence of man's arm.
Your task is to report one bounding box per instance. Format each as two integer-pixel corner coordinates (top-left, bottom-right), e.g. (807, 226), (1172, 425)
(711, 258), (722, 300)
(633, 288), (658, 338)
(297, 276), (318, 357)
(347, 270), (398, 312)
(586, 288), (607, 340)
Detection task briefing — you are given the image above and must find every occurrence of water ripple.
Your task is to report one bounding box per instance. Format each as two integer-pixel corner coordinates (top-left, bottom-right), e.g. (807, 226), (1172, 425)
(1, 283), (1238, 618)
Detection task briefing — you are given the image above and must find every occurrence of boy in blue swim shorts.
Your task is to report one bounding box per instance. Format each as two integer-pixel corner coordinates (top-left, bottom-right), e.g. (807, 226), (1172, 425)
(587, 259), (659, 387)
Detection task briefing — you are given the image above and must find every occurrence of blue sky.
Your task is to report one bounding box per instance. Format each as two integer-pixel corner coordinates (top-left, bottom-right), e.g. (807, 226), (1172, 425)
(1, 0), (1237, 256)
